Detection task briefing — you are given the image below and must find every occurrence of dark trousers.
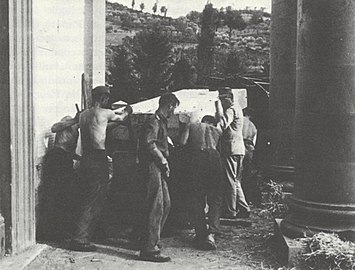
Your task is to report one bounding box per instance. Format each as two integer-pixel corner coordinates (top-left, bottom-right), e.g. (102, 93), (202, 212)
(242, 148), (261, 206)
(191, 148), (223, 238)
(39, 147), (77, 240)
(72, 150), (109, 244)
(140, 161), (171, 253)
(223, 155), (250, 216)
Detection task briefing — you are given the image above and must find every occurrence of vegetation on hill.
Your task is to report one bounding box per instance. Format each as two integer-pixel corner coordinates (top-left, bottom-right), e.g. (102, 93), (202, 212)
(106, 1), (270, 103)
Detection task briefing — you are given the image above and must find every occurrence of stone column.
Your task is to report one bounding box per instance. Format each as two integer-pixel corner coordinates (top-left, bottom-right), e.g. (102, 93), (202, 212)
(281, 0), (355, 240)
(268, 0), (298, 181)
(83, 0), (106, 108)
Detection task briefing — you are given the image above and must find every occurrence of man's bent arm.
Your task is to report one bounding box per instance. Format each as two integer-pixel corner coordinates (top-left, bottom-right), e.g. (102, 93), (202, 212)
(217, 108), (234, 131)
(144, 119), (168, 165)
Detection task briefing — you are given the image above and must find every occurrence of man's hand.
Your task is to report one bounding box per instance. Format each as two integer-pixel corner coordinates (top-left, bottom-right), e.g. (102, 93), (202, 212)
(162, 162), (170, 179)
(178, 113), (190, 124)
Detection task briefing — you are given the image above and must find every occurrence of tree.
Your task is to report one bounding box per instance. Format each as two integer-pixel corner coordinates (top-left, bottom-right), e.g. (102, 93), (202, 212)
(140, 2), (145, 12)
(132, 29), (174, 98)
(131, 0), (135, 9)
(107, 44), (140, 103)
(171, 56), (195, 90)
(152, 2), (157, 14)
(186, 11), (201, 24)
(224, 49), (247, 75)
(196, 4), (219, 85)
(160, 6), (167, 17)
(249, 10), (264, 25)
(222, 7), (247, 39)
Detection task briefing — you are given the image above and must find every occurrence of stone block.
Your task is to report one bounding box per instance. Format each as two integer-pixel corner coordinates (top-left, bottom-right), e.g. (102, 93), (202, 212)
(273, 218), (307, 267)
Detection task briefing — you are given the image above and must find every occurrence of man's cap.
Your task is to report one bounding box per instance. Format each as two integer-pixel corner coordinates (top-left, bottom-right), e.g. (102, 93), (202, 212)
(218, 87), (233, 98)
(92, 86), (110, 95)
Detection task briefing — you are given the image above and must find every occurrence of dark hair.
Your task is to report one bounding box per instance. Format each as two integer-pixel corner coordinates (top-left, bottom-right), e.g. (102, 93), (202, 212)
(201, 115), (216, 126)
(92, 92), (110, 103)
(243, 107), (255, 117)
(159, 93), (180, 108)
(124, 105), (133, 114)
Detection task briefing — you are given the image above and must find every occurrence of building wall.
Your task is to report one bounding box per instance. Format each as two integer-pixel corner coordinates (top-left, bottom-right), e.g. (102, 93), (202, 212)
(32, 0), (84, 166)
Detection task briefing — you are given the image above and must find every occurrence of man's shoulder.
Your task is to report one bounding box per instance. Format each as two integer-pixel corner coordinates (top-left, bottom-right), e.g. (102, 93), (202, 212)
(146, 114), (160, 124)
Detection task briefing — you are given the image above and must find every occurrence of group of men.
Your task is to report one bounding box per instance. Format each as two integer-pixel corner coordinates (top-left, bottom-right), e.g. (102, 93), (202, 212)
(41, 85), (257, 263)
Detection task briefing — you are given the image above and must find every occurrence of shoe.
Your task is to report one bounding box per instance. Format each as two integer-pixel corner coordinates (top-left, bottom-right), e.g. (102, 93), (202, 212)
(235, 211), (250, 219)
(139, 251), (171, 262)
(69, 241), (97, 252)
(194, 234), (217, 251)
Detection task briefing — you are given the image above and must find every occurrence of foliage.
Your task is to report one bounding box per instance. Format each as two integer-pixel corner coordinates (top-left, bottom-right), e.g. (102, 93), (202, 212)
(139, 2), (144, 11)
(250, 11), (264, 25)
(160, 6), (167, 17)
(186, 10), (201, 25)
(120, 13), (134, 29)
(132, 28), (174, 98)
(260, 180), (288, 218)
(221, 6), (247, 38)
(213, 47), (247, 76)
(131, 0), (135, 9)
(196, 3), (218, 85)
(152, 2), (157, 14)
(298, 233), (355, 270)
(107, 44), (140, 103)
(170, 56), (196, 90)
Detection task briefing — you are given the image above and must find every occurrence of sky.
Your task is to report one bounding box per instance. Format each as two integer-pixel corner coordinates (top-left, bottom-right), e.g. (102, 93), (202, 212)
(112, 0), (271, 18)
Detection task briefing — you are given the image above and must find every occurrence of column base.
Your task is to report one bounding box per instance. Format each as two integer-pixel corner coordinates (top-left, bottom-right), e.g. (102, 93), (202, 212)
(281, 196), (355, 241)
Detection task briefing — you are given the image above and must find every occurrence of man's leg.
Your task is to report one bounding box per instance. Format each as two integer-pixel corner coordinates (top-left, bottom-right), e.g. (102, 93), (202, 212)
(207, 151), (223, 234)
(71, 153), (108, 251)
(140, 162), (171, 262)
(160, 178), (171, 234)
(235, 155), (250, 216)
(222, 156), (238, 217)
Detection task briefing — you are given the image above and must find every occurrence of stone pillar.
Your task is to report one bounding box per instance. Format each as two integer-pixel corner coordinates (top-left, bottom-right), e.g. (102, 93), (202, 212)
(268, 0), (298, 181)
(83, 0), (106, 108)
(281, 0), (355, 240)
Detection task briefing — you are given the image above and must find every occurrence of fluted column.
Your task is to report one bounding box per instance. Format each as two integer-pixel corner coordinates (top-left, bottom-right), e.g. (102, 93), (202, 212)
(269, 0), (298, 181)
(281, 0), (355, 240)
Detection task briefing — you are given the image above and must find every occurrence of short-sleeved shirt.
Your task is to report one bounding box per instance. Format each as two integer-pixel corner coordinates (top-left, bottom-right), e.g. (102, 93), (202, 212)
(139, 111), (169, 162)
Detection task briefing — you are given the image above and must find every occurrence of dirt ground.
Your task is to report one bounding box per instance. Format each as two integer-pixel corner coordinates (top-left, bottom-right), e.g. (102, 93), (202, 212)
(26, 208), (285, 270)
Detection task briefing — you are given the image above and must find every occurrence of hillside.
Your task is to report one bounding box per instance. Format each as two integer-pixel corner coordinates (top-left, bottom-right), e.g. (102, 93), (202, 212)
(105, 1), (271, 87)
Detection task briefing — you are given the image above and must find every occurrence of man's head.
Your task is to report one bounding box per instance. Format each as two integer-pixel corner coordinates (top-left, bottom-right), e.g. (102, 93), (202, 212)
(243, 107), (255, 119)
(201, 115), (217, 126)
(92, 86), (111, 109)
(123, 105), (133, 115)
(158, 93), (180, 118)
(218, 87), (234, 110)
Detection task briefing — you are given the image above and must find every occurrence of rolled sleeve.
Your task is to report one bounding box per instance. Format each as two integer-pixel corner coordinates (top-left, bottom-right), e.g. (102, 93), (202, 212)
(144, 118), (167, 165)
(219, 108), (234, 130)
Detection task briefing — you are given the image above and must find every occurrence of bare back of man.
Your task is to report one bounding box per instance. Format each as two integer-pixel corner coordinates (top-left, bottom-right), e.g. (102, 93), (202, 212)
(79, 107), (129, 152)
(52, 115), (79, 153)
(79, 108), (115, 152)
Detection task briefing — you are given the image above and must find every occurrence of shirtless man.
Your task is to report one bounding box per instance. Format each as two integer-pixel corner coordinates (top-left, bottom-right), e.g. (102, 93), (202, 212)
(70, 86), (132, 252)
(39, 114), (80, 241)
